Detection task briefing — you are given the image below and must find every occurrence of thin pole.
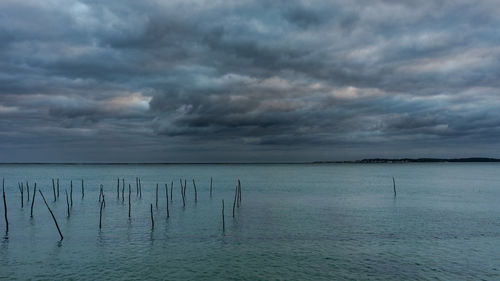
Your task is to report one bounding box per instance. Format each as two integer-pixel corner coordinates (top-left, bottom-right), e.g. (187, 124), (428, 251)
(57, 178), (59, 198)
(65, 189), (70, 217)
(210, 177), (213, 198)
(117, 178), (119, 199)
(52, 179), (56, 202)
(39, 190), (63, 241)
(136, 177), (139, 196)
(18, 182), (24, 208)
(150, 204), (154, 230)
(170, 181), (173, 202)
(30, 183), (36, 218)
(128, 184), (131, 218)
(26, 182), (30, 202)
(222, 199), (225, 232)
(233, 186), (237, 218)
(393, 177), (397, 197)
(180, 179), (185, 207)
(156, 183), (158, 208)
(122, 179), (125, 202)
(99, 198), (104, 229)
(81, 179), (84, 199)
(70, 180), (73, 207)
(2, 179), (8, 233)
(139, 178), (142, 198)
(193, 179), (197, 202)
(165, 184), (170, 218)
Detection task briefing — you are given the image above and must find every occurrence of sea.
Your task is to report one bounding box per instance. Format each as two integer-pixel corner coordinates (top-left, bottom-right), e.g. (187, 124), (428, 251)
(0, 163), (499, 280)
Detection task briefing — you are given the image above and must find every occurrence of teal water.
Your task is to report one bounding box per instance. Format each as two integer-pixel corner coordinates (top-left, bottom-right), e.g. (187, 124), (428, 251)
(0, 163), (499, 280)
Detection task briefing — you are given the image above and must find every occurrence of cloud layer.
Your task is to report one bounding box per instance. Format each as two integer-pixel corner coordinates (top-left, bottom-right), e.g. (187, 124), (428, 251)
(1, 0), (500, 162)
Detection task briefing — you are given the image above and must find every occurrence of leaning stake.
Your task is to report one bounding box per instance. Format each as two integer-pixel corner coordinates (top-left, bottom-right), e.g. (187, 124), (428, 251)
(193, 179), (197, 202)
(18, 183), (24, 208)
(30, 183), (36, 217)
(99, 198), (104, 229)
(232, 186), (237, 218)
(52, 179), (56, 202)
(65, 189), (70, 217)
(2, 179), (8, 233)
(39, 190), (63, 241)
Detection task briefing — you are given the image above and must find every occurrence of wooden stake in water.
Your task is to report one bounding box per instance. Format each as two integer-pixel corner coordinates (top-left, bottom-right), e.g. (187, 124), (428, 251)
(70, 180), (73, 207)
(222, 199), (225, 232)
(99, 198), (104, 229)
(122, 179), (125, 202)
(117, 178), (119, 199)
(57, 178), (60, 198)
(156, 183), (159, 208)
(139, 178), (142, 199)
(81, 179), (84, 199)
(65, 189), (70, 217)
(393, 177), (397, 197)
(26, 182), (30, 202)
(238, 180), (242, 204)
(165, 184), (170, 218)
(136, 177), (139, 196)
(39, 190), (63, 241)
(30, 183), (36, 218)
(180, 179), (185, 207)
(52, 178), (56, 202)
(128, 184), (131, 218)
(2, 179), (8, 233)
(150, 204), (154, 230)
(170, 181), (173, 202)
(192, 179), (197, 202)
(18, 182), (24, 208)
(210, 177), (213, 198)
(232, 186), (237, 218)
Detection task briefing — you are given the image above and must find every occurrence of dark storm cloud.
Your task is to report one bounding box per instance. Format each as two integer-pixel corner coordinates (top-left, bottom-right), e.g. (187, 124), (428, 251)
(1, 0), (500, 162)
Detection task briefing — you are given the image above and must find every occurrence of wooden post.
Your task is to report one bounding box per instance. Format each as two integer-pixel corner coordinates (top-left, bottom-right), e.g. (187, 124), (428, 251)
(26, 182), (30, 202)
(232, 186), (237, 218)
(30, 183), (36, 218)
(128, 184), (131, 218)
(52, 178), (56, 202)
(122, 179), (125, 202)
(180, 179), (185, 207)
(238, 180), (242, 204)
(170, 181), (173, 202)
(18, 182), (24, 208)
(65, 189), (70, 217)
(156, 183), (158, 208)
(39, 190), (63, 241)
(81, 179), (85, 199)
(210, 177), (213, 198)
(393, 177), (396, 197)
(139, 178), (142, 198)
(70, 180), (73, 207)
(192, 179), (197, 202)
(150, 204), (154, 230)
(99, 198), (104, 229)
(57, 178), (59, 198)
(222, 199), (225, 232)
(136, 177), (139, 196)
(117, 178), (119, 199)
(2, 179), (8, 233)
(165, 184), (170, 218)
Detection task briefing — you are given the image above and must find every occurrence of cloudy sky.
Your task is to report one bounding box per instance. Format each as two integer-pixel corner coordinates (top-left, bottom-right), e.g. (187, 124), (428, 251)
(1, 0), (499, 162)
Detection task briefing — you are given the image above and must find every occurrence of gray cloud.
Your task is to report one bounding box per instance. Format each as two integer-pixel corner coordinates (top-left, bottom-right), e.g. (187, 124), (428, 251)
(1, 0), (500, 162)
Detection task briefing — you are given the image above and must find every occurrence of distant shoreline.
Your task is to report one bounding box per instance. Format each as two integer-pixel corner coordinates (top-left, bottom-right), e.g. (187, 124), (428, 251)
(0, 158), (499, 165)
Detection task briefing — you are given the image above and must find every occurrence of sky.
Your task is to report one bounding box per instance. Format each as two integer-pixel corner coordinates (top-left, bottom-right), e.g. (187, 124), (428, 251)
(1, 0), (500, 162)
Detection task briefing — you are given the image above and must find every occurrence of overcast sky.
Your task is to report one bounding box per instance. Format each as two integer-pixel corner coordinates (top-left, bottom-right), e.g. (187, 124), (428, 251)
(1, 0), (499, 162)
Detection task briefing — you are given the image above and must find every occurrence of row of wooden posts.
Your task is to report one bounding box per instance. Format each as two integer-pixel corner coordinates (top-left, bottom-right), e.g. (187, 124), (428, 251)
(1, 176), (239, 241)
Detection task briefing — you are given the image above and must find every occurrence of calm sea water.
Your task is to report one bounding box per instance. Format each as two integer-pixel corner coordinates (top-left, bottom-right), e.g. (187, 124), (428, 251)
(0, 163), (499, 280)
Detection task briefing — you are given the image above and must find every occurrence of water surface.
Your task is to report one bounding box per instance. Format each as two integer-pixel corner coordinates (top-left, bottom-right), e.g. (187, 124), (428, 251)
(0, 163), (499, 280)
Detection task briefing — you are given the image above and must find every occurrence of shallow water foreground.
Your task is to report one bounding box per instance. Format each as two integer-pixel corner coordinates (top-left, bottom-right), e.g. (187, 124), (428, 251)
(0, 163), (499, 280)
